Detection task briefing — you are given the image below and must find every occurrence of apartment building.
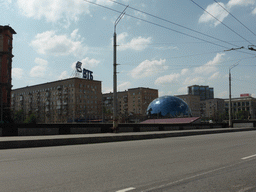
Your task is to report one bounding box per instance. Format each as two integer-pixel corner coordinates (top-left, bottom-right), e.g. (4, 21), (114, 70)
(11, 77), (102, 123)
(176, 94), (200, 117)
(200, 98), (225, 120)
(103, 87), (158, 117)
(224, 95), (256, 119)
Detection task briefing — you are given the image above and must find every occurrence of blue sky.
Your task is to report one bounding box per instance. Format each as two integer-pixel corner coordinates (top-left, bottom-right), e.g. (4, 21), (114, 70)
(1, 0), (256, 98)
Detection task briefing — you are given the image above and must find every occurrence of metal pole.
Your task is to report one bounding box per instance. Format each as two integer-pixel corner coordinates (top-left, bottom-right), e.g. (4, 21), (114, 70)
(229, 63), (239, 128)
(113, 6), (128, 132)
(229, 69), (232, 127)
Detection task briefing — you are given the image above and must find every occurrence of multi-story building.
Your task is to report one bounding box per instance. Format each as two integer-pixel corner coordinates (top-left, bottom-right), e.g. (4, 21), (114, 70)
(188, 85), (214, 101)
(224, 95), (256, 120)
(200, 98), (225, 121)
(103, 87), (158, 117)
(175, 94), (200, 117)
(11, 77), (102, 123)
(0, 25), (16, 122)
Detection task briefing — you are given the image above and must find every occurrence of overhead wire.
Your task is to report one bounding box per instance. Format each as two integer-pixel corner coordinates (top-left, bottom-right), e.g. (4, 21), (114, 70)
(213, 0), (256, 38)
(109, 0), (243, 49)
(190, 0), (255, 45)
(83, 0), (255, 56)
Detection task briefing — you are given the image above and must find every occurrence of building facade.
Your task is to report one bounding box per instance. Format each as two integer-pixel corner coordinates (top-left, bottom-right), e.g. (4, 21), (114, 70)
(0, 25), (16, 122)
(103, 87), (158, 117)
(176, 94), (200, 117)
(11, 77), (102, 123)
(188, 85), (214, 101)
(224, 95), (256, 120)
(200, 98), (225, 121)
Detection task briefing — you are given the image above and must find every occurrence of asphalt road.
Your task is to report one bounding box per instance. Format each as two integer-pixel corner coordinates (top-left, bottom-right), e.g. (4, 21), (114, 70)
(1, 131), (256, 192)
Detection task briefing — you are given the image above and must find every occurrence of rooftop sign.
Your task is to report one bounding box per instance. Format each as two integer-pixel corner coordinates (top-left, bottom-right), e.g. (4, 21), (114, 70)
(76, 61), (93, 80)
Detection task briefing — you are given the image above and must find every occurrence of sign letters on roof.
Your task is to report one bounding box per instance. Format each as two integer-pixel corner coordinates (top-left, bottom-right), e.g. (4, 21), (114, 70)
(76, 61), (93, 80)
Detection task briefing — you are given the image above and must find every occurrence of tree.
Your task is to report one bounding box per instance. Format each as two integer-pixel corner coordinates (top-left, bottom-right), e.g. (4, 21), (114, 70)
(13, 110), (24, 123)
(24, 113), (37, 124)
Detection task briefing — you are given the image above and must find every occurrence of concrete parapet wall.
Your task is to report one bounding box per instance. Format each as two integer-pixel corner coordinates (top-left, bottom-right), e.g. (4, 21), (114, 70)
(163, 126), (180, 131)
(18, 128), (59, 136)
(118, 127), (134, 133)
(233, 122), (254, 128)
(140, 126), (159, 132)
(70, 127), (101, 134)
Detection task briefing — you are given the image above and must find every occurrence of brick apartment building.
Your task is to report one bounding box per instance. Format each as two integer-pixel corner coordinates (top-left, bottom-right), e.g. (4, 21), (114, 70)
(11, 77), (102, 123)
(103, 87), (158, 118)
(0, 25), (16, 122)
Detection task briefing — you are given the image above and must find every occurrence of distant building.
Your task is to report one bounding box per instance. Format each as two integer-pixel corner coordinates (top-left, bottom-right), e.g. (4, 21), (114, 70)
(200, 98), (225, 121)
(102, 87), (158, 117)
(11, 77), (102, 123)
(0, 25), (16, 122)
(188, 85), (214, 101)
(224, 95), (256, 120)
(176, 94), (200, 117)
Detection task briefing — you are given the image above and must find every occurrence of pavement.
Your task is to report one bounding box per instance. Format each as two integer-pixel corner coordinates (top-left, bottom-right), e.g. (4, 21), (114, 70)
(0, 127), (255, 150)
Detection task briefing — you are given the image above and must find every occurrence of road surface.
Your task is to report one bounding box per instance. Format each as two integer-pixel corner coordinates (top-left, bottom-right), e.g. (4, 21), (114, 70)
(1, 131), (256, 191)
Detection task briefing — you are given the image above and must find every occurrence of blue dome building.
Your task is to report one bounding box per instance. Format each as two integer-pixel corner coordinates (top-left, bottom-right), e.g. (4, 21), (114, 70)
(147, 96), (192, 118)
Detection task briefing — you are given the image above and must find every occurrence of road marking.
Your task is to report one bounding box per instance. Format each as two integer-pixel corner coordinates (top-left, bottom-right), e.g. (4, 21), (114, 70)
(116, 187), (136, 192)
(242, 154), (256, 160)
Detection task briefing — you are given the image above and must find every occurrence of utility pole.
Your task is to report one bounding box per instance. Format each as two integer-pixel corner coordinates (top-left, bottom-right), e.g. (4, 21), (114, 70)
(113, 6), (128, 132)
(229, 63), (239, 127)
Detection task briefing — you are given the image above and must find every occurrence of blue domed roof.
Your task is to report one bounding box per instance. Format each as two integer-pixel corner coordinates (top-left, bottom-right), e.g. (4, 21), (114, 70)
(147, 96), (191, 118)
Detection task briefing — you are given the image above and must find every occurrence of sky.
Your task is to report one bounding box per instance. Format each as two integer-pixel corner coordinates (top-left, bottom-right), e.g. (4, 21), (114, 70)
(1, 0), (256, 98)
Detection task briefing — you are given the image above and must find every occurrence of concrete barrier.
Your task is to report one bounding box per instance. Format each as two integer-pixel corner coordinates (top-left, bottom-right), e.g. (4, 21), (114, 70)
(18, 128), (59, 136)
(140, 126), (159, 132)
(233, 122), (254, 128)
(70, 127), (101, 134)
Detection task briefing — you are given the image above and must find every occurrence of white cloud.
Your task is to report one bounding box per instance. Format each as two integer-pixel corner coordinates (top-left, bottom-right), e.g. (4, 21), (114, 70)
(71, 57), (100, 70)
(181, 68), (189, 76)
(253, 8), (256, 14)
(199, 2), (229, 27)
(177, 86), (187, 94)
(199, 0), (256, 26)
(194, 53), (225, 74)
(30, 58), (48, 77)
(131, 59), (167, 79)
(31, 30), (87, 57)
(12, 68), (24, 79)
(227, 0), (255, 8)
(17, 0), (90, 23)
(117, 32), (152, 51)
(155, 73), (180, 85)
(118, 81), (131, 91)
(209, 72), (221, 80)
(183, 76), (205, 85)
(58, 71), (69, 80)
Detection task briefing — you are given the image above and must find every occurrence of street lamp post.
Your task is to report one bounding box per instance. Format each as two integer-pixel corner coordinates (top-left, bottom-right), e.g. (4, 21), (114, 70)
(229, 63), (239, 127)
(113, 6), (128, 132)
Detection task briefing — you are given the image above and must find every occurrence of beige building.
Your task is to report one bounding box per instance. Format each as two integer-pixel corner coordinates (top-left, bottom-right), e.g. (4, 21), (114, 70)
(201, 98), (225, 120)
(11, 77), (102, 123)
(224, 95), (256, 119)
(103, 87), (158, 117)
(176, 94), (200, 117)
